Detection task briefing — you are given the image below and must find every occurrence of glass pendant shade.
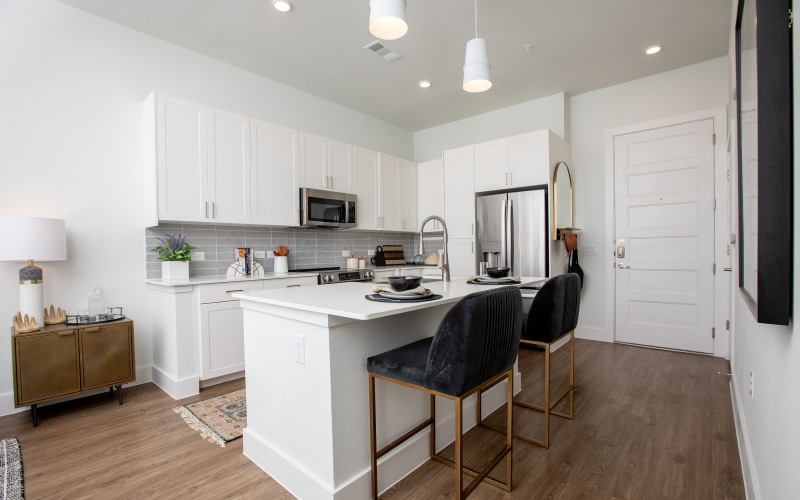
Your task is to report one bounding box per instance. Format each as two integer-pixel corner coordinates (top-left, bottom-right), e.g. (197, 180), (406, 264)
(369, 0), (408, 40)
(463, 37), (492, 92)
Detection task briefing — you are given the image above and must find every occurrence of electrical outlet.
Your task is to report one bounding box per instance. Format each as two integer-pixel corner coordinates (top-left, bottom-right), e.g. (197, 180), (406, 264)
(749, 369), (754, 399)
(254, 250), (266, 259)
(294, 335), (305, 365)
(191, 252), (205, 261)
(367, 249), (375, 256)
(582, 246), (598, 255)
(341, 250), (351, 257)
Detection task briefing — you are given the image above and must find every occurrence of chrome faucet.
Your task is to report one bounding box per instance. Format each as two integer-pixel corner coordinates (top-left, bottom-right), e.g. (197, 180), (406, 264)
(418, 215), (450, 282)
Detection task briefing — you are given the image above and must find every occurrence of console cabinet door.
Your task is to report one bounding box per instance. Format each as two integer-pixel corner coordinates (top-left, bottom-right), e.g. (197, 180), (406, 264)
(80, 323), (135, 390)
(14, 330), (80, 405)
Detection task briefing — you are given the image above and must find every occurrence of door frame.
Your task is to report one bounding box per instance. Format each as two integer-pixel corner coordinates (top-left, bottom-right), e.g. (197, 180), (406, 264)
(603, 107), (730, 358)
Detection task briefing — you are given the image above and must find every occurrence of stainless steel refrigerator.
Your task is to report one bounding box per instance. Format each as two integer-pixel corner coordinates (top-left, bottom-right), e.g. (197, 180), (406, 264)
(475, 187), (548, 277)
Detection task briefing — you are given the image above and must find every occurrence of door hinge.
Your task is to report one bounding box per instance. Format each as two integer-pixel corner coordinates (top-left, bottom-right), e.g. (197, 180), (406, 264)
(789, 8), (794, 28)
(712, 327), (716, 339)
(712, 133), (716, 145)
(727, 169), (731, 180)
(726, 320), (730, 330)
(713, 198), (717, 210)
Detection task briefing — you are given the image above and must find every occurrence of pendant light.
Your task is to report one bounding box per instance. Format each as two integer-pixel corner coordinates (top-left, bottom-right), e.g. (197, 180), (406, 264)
(463, 0), (492, 92)
(369, 0), (408, 40)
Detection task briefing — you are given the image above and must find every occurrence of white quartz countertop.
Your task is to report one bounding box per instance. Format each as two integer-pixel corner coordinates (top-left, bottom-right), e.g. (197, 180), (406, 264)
(145, 272), (319, 287)
(233, 277), (544, 321)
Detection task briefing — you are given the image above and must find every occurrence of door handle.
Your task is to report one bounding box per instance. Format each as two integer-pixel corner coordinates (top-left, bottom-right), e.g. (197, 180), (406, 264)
(723, 267), (732, 272)
(617, 263), (630, 269)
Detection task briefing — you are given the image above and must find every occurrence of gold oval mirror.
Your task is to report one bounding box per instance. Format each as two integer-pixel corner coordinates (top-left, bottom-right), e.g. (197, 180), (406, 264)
(553, 161), (572, 239)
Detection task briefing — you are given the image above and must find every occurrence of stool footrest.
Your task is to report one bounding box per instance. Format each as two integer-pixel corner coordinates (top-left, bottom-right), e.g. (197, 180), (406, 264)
(431, 444), (512, 494)
(376, 417), (434, 460)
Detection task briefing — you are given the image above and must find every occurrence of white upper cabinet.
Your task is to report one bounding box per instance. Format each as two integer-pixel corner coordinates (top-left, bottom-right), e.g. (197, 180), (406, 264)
(509, 130), (549, 188)
(299, 133), (355, 193)
(417, 159), (444, 230)
(474, 138), (509, 192)
(378, 153), (402, 231)
(354, 146), (380, 230)
(473, 131), (550, 192)
(444, 145), (476, 239)
(146, 94), (251, 225)
(152, 94), (208, 223)
(250, 119), (299, 226)
(207, 107), (251, 224)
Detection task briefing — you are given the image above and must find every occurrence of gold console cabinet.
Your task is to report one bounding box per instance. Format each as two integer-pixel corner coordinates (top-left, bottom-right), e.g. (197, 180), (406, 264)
(12, 319), (135, 426)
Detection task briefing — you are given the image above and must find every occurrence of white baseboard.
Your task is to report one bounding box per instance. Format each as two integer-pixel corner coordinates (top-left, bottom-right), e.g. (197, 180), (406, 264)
(150, 365), (199, 400)
(199, 371), (245, 389)
(730, 375), (758, 499)
(243, 376), (515, 499)
(575, 325), (612, 342)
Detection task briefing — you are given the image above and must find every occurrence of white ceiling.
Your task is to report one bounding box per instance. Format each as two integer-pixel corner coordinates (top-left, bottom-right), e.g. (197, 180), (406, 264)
(57, 0), (731, 132)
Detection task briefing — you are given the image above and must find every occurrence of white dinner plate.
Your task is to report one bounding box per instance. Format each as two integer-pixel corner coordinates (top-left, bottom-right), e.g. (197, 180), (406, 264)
(379, 290), (432, 299)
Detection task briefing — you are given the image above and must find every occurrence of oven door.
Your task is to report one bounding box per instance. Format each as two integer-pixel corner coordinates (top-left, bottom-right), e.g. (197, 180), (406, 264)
(300, 188), (356, 228)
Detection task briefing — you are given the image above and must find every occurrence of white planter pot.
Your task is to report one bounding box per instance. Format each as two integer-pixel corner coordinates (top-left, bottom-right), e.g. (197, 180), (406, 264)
(162, 261), (190, 281)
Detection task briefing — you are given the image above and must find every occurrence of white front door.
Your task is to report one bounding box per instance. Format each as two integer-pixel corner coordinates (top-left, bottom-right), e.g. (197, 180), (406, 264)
(614, 119), (715, 353)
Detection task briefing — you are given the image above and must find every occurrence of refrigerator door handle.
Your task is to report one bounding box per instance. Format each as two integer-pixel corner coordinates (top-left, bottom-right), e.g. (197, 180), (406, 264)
(500, 199), (508, 268)
(507, 199), (514, 274)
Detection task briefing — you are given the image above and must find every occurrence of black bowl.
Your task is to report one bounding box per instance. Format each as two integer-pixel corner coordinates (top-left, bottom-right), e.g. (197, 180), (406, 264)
(387, 275), (423, 291)
(485, 267), (510, 278)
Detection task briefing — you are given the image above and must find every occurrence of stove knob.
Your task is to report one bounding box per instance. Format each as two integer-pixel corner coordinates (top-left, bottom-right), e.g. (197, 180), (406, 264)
(326, 274), (335, 282)
(322, 275), (330, 283)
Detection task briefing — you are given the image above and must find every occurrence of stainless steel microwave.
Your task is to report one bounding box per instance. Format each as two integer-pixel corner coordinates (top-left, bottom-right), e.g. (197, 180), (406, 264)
(299, 188), (357, 228)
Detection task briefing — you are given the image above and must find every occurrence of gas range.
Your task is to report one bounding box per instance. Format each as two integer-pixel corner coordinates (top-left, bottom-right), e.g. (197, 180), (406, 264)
(288, 267), (375, 285)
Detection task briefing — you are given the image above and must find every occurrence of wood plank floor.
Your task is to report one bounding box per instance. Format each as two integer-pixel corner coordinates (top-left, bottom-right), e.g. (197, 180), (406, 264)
(0, 339), (744, 499)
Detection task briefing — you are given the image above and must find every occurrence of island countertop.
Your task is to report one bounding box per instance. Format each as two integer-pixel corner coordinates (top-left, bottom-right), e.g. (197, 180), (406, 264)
(232, 277), (543, 321)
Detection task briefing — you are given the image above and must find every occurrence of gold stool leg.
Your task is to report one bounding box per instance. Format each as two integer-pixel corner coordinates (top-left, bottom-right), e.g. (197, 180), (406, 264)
(369, 374), (378, 499)
(455, 397), (463, 499)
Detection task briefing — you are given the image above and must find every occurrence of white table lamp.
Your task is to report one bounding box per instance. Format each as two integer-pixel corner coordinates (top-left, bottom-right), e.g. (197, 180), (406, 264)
(0, 217), (67, 327)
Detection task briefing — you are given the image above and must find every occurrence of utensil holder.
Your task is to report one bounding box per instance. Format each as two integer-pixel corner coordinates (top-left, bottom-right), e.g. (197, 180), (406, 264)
(274, 256), (288, 273)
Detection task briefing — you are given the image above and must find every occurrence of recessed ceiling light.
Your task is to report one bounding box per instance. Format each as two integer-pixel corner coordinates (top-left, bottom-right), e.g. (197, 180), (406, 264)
(418, 80), (431, 88)
(273, 0), (292, 12)
(645, 45), (662, 55)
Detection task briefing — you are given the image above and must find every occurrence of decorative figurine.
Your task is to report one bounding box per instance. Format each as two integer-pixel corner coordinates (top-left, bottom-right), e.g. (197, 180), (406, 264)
(12, 312), (40, 333)
(43, 305), (66, 325)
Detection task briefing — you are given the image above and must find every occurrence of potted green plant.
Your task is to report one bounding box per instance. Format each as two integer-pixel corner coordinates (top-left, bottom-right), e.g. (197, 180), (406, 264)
(153, 234), (195, 281)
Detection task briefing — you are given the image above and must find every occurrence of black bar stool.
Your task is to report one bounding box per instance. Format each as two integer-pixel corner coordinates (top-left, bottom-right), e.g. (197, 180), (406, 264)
(478, 273), (581, 448)
(368, 287), (523, 499)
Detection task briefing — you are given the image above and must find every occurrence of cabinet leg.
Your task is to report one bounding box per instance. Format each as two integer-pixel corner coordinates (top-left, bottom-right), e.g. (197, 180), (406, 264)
(110, 386), (114, 398)
(31, 404), (38, 427)
(117, 385), (123, 405)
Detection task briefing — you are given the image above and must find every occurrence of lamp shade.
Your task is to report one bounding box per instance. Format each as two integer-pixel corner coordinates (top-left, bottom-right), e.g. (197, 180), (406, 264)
(463, 38), (492, 92)
(0, 217), (67, 262)
(369, 0), (408, 40)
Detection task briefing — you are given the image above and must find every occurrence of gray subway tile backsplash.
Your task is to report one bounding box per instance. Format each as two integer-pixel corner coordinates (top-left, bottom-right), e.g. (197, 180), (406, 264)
(145, 224), (422, 279)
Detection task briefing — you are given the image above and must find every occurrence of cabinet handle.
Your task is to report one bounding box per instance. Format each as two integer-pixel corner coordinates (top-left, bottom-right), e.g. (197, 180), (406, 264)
(471, 241), (474, 253)
(212, 202), (216, 219)
(58, 330), (76, 336)
(471, 223), (474, 236)
(205, 201), (209, 218)
(84, 327), (101, 333)
(506, 172), (509, 185)
(226, 289), (243, 294)
(509, 172), (513, 185)
(286, 284), (302, 288)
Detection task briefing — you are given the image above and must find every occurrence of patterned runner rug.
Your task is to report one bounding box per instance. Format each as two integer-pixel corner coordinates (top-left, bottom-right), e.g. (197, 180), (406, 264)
(174, 389), (247, 447)
(0, 437), (24, 499)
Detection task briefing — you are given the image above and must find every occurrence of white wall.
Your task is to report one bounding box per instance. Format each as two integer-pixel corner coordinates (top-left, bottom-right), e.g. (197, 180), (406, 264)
(413, 92), (568, 162)
(728, 2), (800, 497)
(568, 57), (729, 341)
(0, 0), (413, 415)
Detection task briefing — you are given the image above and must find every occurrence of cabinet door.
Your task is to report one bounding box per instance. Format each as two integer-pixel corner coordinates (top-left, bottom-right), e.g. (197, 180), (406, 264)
(474, 138), (509, 192)
(354, 146), (380, 230)
(444, 145), (476, 239)
(207, 108), (251, 224)
(400, 159), (417, 232)
(299, 132), (329, 190)
(156, 95), (208, 222)
(509, 131), (548, 188)
(379, 154), (402, 231)
(200, 301), (245, 380)
(251, 119), (299, 226)
(14, 330), (80, 405)
(328, 140), (355, 193)
(80, 322), (135, 390)
(448, 238), (476, 278)
(417, 159), (444, 230)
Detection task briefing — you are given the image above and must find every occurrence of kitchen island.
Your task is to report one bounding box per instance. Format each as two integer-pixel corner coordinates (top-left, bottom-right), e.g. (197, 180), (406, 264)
(233, 278), (542, 499)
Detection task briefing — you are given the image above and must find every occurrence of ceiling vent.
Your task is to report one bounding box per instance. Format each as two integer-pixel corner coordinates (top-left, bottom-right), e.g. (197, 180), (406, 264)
(364, 40), (403, 63)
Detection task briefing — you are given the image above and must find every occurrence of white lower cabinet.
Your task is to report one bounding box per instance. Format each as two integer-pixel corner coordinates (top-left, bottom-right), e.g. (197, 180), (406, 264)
(196, 276), (317, 382)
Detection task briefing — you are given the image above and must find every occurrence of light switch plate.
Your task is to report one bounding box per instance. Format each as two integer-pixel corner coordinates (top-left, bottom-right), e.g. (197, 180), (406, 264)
(254, 250), (266, 258)
(191, 252), (205, 261)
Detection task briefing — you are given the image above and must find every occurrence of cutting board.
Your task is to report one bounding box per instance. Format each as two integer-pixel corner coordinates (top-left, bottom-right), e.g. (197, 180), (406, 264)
(382, 245), (406, 265)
